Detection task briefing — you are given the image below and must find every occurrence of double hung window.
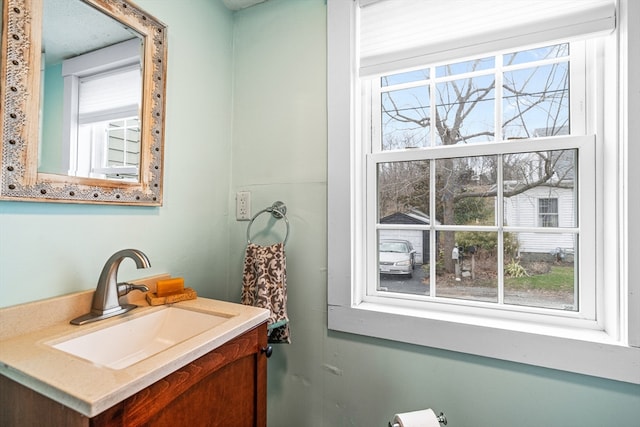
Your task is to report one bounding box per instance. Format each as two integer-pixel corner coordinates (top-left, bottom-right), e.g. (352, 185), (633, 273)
(327, 0), (640, 384)
(366, 43), (587, 313)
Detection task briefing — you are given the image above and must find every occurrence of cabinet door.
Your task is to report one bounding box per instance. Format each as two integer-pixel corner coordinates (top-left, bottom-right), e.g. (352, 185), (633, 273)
(0, 375), (89, 427)
(92, 323), (268, 427)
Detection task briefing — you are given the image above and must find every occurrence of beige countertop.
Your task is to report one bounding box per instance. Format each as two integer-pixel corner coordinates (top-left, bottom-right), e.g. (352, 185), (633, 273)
(0, 274), (270, 418)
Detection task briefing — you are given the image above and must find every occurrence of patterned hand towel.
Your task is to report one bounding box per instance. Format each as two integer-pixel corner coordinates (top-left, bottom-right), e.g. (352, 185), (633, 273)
(241, 242), (291, 343)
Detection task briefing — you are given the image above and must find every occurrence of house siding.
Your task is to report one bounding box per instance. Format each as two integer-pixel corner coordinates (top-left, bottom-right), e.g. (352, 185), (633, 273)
(504, 186), (575, 254)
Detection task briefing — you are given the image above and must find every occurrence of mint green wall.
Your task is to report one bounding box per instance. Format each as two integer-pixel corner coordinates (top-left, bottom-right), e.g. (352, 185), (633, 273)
(229, 1), (640, 426)
(0, 0), (236, 306)
(39, 62), (64, 174)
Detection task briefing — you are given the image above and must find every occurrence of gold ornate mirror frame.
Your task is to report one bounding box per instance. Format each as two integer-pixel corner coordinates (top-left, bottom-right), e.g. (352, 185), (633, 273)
(1, 0), (167, 205)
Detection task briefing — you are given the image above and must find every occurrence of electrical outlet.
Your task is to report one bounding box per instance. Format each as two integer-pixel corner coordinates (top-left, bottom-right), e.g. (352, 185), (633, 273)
(236, 191), (251, 220)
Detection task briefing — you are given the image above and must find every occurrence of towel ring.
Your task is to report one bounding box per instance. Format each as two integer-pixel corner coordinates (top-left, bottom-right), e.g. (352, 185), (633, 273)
(246, 201), (290, 246)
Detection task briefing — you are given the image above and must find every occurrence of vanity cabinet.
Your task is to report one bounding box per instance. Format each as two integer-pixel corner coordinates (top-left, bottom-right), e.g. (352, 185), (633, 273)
(0, 323), (268, 427)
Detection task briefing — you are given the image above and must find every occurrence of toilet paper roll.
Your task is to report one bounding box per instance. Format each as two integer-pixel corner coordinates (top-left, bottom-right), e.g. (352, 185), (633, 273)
(392, 408), (440, 427)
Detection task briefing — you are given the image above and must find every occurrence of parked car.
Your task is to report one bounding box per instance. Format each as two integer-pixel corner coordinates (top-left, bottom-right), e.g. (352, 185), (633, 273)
(379, 239), (416, 278)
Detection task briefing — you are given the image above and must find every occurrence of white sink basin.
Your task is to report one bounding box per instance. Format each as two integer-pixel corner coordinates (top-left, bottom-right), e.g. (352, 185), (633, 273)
(50, 307), (231, 369)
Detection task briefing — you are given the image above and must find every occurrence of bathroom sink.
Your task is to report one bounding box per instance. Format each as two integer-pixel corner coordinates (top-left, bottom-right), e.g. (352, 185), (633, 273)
(50, 306), (231, 369)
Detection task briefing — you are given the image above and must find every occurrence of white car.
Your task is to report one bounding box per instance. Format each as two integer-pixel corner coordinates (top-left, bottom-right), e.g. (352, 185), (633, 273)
(379, 239), (416, 278)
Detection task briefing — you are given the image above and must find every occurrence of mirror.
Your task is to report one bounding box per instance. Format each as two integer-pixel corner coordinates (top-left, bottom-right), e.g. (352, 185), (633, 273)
(1, 0), (167, 205)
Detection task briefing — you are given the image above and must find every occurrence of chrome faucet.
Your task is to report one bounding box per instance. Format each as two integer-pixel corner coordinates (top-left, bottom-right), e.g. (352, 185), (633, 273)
(71, 249), (151, 325)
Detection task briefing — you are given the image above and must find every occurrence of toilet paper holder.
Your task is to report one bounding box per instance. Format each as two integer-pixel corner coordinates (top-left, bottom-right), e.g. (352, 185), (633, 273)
(388, 411), (447, 427)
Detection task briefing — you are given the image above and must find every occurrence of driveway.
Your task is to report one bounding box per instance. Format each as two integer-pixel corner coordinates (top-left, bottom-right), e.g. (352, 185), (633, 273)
(379, 264), (429, 295)
(378, 264), (575, 310)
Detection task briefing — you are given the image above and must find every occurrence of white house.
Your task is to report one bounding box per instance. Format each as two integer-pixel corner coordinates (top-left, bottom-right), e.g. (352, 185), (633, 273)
(502, 148), (576, 256)
(503, 184), (576, 255)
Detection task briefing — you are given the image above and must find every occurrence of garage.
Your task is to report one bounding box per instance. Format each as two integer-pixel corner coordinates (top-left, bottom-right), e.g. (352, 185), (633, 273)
(379, 210), (438, 265)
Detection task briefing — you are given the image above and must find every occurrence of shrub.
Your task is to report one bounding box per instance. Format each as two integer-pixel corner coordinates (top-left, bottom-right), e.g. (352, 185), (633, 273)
(455, 230), (519, 258)
(505, 259), (528, 277)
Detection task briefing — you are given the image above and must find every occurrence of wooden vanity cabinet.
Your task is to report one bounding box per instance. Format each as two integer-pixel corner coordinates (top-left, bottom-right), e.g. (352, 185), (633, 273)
(0, 323), (268, 427)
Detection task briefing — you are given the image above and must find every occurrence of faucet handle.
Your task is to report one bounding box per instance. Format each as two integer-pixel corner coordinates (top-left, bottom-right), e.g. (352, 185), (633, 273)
(117, 282), (150, 297)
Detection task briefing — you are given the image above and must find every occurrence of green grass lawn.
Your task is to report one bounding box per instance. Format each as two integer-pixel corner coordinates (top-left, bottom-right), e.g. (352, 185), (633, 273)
(505, 265), (574, 292)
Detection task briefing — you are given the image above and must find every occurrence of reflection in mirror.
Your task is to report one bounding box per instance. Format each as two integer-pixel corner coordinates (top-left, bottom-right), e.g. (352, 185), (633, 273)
(43, 38), (143, 181)
(1, 0), (167, 205)
(40, 0), (144, 182)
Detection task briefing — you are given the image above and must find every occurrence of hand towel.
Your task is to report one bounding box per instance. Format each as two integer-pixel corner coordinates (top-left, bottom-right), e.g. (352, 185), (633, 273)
(241, 242), (290, 343)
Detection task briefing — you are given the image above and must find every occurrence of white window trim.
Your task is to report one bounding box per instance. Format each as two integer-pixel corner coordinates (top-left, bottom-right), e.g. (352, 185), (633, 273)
(327, 0), (640, 384)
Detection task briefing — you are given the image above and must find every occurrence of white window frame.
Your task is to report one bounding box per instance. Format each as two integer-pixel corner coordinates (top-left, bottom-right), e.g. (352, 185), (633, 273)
(61, 39), (141, 179)
(77, 116), (140, 180)
(364, 44), (590, 319)
(327, 0), (640, 384)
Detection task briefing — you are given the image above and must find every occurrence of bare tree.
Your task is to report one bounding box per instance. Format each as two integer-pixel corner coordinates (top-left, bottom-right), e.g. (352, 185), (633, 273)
(379, 46), (572, 273)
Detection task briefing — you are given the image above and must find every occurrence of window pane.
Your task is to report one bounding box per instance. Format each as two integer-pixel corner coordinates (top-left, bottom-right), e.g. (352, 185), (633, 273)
(435, 231), (498, 303)
(377, 160), (430, 220)
(378, 231), (429, 296)
(382, 86), (430, 149)
(503, 150), (576, 228)
(503, 62), (569, 139)
(435, 156), (497, 225)
(538, 198), (558, 214)
(504, 43), (569, 66)
(436, 74), (495, 145)
(107, 118), (140, 167)
(504, 232), (577, 311)
(382, 68), (429, 87)
(436, 56), (494, 77)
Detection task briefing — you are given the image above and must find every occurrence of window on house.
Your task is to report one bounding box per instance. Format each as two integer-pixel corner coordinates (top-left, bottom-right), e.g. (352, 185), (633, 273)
(539, 198), (559, 228)
(328, 0), (640, 384)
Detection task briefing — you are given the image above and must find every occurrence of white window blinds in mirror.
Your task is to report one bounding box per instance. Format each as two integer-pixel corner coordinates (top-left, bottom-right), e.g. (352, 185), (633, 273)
(78, 66), (141, 124)
(358, 0), (616, 76)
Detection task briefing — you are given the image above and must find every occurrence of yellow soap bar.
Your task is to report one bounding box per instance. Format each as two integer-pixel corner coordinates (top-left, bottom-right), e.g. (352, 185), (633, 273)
(156, 277), (185, 297)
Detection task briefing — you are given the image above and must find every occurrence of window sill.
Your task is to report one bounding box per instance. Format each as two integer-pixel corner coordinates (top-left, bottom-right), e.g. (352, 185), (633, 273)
(328, 302), (640, 384)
